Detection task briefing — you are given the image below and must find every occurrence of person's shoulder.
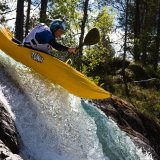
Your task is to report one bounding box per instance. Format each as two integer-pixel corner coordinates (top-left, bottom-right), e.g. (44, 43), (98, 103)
(36, 29), (53, 41)
(34, 23), (49, 30)
(36, 23), (46, 27)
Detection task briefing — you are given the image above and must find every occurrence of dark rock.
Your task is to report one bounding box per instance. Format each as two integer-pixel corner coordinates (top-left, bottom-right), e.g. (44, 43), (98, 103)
(136, 112), (160, 159)
(0, 140), (23, 160)
(0, 101), (20, 154)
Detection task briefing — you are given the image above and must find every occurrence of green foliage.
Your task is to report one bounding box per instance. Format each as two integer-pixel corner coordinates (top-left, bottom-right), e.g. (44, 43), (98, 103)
(0, 2), (9, 12)
(95, 7), (114, 33)
(81, 7), (115, 85)
(48, 0), (79, 28)
(0, 2), (9, 23)
(128, 63), (150, 81)
(129, 85), (160, 123)
(111, 83), (160, 123)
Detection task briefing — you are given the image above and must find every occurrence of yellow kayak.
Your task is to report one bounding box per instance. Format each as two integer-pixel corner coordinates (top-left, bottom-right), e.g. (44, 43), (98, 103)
(0, 24), (111, 99)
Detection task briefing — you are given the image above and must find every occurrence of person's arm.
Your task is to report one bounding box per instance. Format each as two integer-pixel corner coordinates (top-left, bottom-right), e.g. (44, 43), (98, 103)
(35, 31), (77, 53)
(35, 31), (68, 51)
(49, 38), (69, 51)
(49, 39), (79, 54)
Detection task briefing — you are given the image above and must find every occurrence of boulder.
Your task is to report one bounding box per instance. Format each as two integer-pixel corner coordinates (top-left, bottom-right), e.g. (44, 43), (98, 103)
(0, 100), (23, 159)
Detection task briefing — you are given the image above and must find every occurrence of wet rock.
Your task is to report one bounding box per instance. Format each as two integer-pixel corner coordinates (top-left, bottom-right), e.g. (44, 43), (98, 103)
(0, 140), (23, 160)
(0, 100), (23, 159)
(0, 101), (19, 153)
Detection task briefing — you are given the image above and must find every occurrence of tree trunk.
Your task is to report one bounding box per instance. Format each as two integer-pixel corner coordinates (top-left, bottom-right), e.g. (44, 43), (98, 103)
(15, 0), (24, 41)
(140, 1), (148, 66)
(77, 0), (89, 71)
(122, 0), (130, 97)
(133, 0), (141, 62)
(25, 0), (31, 36)
(40, 0), (48, 23)
(153, 3), (160, 71)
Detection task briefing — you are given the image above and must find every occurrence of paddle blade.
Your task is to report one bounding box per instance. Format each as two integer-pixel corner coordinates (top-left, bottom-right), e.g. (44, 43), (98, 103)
(83, 28), (100, 46)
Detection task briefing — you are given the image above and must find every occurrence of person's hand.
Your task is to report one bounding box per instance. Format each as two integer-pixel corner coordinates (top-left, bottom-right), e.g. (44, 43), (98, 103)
(68, 48), (79, 54)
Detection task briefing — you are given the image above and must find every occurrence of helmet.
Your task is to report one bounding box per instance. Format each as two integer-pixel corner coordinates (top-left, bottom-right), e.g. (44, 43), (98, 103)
(50, 19), (66, 32)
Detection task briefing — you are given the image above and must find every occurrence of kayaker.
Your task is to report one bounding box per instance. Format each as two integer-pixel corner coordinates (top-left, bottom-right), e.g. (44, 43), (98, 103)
(23, 19), (77, 54)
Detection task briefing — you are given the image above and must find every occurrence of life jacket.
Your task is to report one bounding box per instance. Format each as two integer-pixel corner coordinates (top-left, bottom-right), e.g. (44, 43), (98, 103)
(23, 23), (52, 53)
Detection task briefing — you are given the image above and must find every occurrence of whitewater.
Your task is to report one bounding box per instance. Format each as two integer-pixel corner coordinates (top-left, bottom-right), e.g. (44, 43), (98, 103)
(0, 51), (153, 160)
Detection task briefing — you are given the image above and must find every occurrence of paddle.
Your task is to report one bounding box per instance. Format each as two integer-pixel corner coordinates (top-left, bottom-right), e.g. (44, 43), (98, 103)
(78, 28), (100, 48)
(66, 28), (100, 64)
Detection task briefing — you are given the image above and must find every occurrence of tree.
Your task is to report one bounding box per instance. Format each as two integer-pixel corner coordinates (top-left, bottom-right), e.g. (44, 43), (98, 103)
(153, 2), (160, 71)
(81, 7), (115, 88)
(77, 0), (90, 70)
(122, 0), (130, 97)
(25, 0), (31, 36)
(133, 0), (141, 62)
(15, 0), (24, 41)
(0, 2), (10, 23)
(112, 0), (160, 69)
(40, 0), (48, 23)
(0, 2), (9, 12)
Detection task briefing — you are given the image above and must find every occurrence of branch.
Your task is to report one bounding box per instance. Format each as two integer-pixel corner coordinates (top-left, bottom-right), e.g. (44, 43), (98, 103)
(33, 2), (41, 11)
(5, 18), (16, 22)
(0, 8), (16, 15)
(133, 78), (158, 83)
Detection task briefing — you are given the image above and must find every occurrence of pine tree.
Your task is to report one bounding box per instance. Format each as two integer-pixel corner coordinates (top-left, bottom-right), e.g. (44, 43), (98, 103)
(15, 0), (24, 41)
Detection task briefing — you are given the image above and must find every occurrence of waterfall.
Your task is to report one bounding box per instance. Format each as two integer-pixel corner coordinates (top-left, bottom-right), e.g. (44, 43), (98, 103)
(0, 51), (153, 160)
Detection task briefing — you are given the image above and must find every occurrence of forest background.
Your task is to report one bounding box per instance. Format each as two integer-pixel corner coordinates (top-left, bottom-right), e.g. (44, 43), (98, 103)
(0, 0), (160, 124)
